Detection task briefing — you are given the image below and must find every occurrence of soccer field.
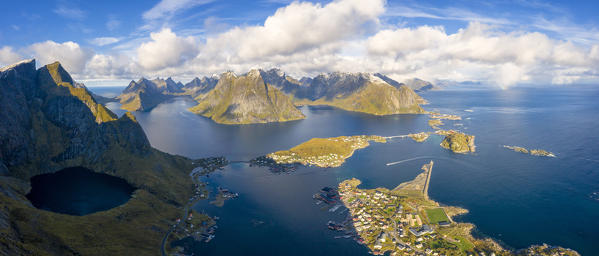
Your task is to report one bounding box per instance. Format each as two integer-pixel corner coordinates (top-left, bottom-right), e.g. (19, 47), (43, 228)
(425, 208), (450, 224)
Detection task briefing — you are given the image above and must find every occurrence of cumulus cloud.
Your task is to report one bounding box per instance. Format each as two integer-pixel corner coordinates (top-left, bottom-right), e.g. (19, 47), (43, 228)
(364, 22), (597, 87)
(29, 41), (93, 74)
(591, 45), (599, 62)
(0, 46), (23, 67)
(84, 54), (137, 78)
(137, 28), (198, 71)
(201, 0), (384, 61)
(368, 26), (446, 54)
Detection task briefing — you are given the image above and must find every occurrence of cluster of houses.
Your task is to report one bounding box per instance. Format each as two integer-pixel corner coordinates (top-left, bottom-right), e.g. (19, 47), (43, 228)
(268, 136), (379, 168)
(339, 182), (446, 256)
(269, 150), (345, 168)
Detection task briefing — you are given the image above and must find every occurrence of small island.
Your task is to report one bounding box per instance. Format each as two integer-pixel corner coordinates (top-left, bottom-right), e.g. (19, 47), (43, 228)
(429, 112), (462, 120)
(503, 146), (556, 157)
(428, 119), (444, 129)
(408, 132), (430, 143)
(530, 149), (556, 157)
(267, 135), (386, 168)
(335, 161), (579, 256)
(439, 130), (476, 153)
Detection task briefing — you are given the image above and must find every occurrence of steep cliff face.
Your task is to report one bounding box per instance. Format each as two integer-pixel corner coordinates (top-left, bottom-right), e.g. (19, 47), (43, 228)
(0, 60), (194, 255)
(262, 70), (426, 115)
(259, 68), (304, 95)
(189, 70), (305, 124)
(403, 78), (438, 92)
(117, 77), (183, 111)
(183, 76), (218, 98)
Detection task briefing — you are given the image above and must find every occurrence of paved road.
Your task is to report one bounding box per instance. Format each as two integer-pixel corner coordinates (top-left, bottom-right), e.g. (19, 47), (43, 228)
(161, 203), (192, 256)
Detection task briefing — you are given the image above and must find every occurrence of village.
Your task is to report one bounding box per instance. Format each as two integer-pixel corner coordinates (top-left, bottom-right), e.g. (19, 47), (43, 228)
(312, 161), (508, 256)
(336, 179), (449, 255)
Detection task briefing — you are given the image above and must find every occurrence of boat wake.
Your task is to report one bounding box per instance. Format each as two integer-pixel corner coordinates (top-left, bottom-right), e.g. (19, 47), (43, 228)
(386, 156), (436, 166)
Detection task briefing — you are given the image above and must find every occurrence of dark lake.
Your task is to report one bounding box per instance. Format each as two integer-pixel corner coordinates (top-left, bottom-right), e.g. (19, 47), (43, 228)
(26, 167), (135, 216)
(93, 85), (599, 255)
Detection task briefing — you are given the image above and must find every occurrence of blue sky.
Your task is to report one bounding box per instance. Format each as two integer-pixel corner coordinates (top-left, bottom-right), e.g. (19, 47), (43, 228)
(1, 0), (598, 87)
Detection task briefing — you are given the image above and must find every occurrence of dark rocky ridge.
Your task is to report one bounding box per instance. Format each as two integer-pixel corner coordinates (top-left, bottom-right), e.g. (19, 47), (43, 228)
(183, 76), (218, 98)
(0, 59), (195, 255)
(374, 73), (438, 92)
(118, 77), (184, 111)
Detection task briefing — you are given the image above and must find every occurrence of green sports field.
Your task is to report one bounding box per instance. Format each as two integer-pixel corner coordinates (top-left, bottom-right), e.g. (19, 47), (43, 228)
(426, 208), (450, 224)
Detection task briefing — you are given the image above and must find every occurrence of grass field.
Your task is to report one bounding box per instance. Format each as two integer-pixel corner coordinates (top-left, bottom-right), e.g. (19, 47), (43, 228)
(426, 207), (450, 224)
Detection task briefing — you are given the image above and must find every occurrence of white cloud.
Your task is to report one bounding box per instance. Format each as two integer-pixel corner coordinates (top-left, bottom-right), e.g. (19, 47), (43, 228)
(591, 45), (599, 62)
(137, 28), (198, 71)
(53, 6), (86, 20)
(364, 22), (598, 87)
(84, 54), (137, 78)
(384, 6), (512, 26)
(201, 0), (384, 61)
(29, 41), (93, 74)
(143, 0), (214, 20)
(368, 26), (447, 54)
(89, 37), (122, 46)
(0, 46), (23, 67)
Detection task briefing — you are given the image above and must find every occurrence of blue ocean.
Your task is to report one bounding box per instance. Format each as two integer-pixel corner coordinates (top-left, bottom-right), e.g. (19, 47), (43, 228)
(92, 86), (599, 255)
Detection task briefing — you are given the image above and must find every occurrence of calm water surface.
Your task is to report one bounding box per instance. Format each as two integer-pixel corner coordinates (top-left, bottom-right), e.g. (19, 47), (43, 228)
(93, 86), (599, 255)
(26, 167), (135, 216)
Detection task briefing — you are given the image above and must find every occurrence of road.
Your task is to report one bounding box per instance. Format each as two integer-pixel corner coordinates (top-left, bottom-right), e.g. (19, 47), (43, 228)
(161, 203), (193, 256)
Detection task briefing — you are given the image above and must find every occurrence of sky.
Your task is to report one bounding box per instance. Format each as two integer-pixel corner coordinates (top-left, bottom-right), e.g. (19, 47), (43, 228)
(1, 0), (598, 88)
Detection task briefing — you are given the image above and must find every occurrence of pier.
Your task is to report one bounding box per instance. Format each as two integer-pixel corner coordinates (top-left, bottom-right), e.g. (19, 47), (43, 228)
(423, 161), (433, 200)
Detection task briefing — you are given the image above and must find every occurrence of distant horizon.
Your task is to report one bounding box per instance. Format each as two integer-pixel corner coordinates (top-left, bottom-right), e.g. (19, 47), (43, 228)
(1, 0), (598, 89)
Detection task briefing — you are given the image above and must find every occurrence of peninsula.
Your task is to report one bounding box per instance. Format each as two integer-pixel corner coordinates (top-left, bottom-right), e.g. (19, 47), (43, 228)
(267, 135), (386, 168)
(336, 161), (579, 256)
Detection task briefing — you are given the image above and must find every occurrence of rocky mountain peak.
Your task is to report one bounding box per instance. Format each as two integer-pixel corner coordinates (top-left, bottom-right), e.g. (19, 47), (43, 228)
(221, 71), (237, 79)
(247, 69), (261, 78)
(43, 61), (75, 86)
(0, 59), (36, 74)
